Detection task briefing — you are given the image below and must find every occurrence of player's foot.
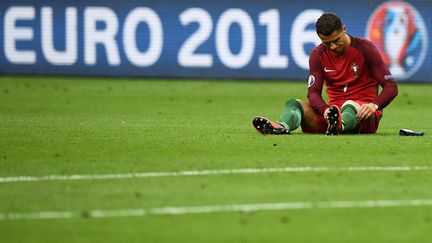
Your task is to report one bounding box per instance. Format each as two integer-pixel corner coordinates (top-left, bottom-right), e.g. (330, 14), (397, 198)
(326, 105), (342, 135)
(252, 116), (290, 135)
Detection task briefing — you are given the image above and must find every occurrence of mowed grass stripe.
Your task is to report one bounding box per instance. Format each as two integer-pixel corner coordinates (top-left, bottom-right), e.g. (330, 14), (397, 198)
(0, 165), (431, 183)
(2, 198), (432, 221)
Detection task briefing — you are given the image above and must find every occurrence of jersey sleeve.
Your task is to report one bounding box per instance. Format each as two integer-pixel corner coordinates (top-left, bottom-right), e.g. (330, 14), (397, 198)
(360, 41), (398, 109)
(307, 47), (329, 115)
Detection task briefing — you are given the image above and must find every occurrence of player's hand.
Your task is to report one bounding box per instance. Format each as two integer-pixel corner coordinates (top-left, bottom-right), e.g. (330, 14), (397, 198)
(357, 103), (377, 120)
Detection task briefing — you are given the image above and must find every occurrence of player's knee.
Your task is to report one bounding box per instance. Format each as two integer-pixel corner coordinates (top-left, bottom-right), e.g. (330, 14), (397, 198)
(293, 99), (308, 109)
(293, 99), (317, 120)
(342, 100), (360, 110)
(293, 99), (311, 113)
(284, 99), (301, 109)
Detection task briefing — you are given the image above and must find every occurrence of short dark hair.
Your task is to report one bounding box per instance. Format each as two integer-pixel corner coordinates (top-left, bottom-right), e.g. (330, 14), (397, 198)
(316, 13), (343, 36)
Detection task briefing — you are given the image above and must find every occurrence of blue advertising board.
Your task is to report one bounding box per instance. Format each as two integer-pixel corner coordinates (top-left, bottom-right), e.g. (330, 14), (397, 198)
(0, 0), (430, 82)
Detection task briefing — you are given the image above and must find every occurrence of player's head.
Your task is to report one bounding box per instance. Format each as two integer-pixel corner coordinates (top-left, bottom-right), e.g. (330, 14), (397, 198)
(316, 13), (349, 55)
(316, 13), (343, 36)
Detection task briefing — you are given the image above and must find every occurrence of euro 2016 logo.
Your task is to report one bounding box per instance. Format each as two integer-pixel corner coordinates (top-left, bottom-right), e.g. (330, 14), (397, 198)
(366, 1), (428, 81)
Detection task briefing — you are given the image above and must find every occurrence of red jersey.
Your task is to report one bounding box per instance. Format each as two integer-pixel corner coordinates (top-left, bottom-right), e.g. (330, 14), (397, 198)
(307, 35), (398, 115)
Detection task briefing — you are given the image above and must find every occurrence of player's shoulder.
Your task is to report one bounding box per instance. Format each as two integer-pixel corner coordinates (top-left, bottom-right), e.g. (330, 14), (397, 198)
(311, 43), (326, 56)
(351, 35), (384, 66)
(350, 36), (376, 49)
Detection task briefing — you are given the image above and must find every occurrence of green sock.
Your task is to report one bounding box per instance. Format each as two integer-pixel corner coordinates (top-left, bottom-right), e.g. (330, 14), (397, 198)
(341, 104), (358, 132)
(279, 99), (304, 132)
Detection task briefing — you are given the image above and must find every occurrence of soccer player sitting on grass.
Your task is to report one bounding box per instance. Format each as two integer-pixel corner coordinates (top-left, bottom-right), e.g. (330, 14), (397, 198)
(253, 12), (398, 135)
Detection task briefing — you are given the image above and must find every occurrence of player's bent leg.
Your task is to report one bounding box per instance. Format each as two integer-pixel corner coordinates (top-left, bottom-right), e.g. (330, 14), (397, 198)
(340, 100), (382, 134)
(251, 99), (327, 135)
(341, 100), (360, 133)
(296, 100), (327, 134)
(252, 98), (304, 135)
(279, 99), (304, 132)
(252, 116), (290, 135)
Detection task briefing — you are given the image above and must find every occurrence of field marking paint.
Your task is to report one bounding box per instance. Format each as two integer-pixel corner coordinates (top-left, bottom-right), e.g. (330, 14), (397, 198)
(2, 198), (432, 221)
(0, 166), (430, 184)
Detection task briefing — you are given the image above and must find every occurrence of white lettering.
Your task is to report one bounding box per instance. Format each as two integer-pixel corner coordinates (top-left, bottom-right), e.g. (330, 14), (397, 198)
(4, 7), (36, 64)
(259, 9), (288, 69)
(123, 7), (162, 67)
(178, 8), (213, 68)
(41, 7), (77, 65)
(290, 9), (322, 69)
(84, 7), (120, 65)
(216, 9), (255, 69)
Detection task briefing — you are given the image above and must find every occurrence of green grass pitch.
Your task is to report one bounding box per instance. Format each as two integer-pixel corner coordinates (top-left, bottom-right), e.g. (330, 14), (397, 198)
(1, 76), (432, 243)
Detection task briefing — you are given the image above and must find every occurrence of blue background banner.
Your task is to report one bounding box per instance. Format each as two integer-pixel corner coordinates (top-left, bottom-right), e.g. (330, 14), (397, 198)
(0, 0), (430, 82)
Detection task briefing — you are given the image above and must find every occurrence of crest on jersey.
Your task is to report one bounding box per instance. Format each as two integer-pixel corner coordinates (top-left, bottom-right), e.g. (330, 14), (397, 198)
(308, 75), (315, 87)
(351, 63), (359, 78)
(365, 1), (428, 81)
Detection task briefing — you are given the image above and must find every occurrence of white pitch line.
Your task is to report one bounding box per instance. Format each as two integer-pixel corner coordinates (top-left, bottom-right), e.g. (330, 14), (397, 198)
(2, 198), (432, 221)
(0, 166), (430, 184)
